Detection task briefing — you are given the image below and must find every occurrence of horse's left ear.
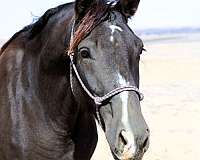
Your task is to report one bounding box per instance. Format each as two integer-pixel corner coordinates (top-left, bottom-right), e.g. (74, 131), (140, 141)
(116, 0), (140, 18)
(75, 0), (99, 20)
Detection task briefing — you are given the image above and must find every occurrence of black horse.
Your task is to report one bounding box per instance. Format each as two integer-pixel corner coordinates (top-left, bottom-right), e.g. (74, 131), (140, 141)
(0, 0), (149, 159)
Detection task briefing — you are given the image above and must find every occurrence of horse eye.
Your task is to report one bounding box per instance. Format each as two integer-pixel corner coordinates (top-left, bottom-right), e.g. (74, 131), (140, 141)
(79, 47), (91, 59)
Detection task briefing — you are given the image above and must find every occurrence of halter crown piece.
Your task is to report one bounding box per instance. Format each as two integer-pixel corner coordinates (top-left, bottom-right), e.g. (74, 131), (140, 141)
(67, 20), (144, 106)
(106, 0), (119, 6)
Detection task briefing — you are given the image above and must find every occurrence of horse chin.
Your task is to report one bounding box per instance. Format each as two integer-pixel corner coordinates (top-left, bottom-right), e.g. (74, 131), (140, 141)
(107, 130), (144, 160)
(111, 149), (144, 160)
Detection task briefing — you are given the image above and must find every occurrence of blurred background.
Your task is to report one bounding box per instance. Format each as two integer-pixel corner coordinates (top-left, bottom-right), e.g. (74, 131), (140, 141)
(0, 0), (200, 38)
(0, 0), (200, 160)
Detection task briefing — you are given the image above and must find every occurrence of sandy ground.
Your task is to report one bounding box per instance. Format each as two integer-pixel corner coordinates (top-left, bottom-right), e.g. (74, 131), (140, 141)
(139, 40), (200, 160)
(1, 37), (200, 160)
(92, 38), (200, 160)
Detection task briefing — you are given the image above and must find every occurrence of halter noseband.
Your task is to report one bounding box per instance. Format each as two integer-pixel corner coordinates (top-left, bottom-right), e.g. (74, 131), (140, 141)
(69, 55), (144, 105)
(67, 20), (144, 122)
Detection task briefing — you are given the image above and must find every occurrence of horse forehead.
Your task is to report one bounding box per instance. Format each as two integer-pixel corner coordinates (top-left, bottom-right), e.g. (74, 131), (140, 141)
(106, 13), (126, 32)
(109, 25), (123, 32)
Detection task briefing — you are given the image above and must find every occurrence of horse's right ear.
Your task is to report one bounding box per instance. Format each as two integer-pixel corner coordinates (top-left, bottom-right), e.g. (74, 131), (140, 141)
(116, 0), (140, 18)
(75, 0), (97, 20)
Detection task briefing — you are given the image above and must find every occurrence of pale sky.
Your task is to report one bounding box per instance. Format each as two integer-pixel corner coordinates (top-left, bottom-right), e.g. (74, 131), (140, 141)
(0, 0), (199, 38)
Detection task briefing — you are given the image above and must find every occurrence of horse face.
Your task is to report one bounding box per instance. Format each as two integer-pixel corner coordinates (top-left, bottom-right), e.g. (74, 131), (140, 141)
(74, 11), (149, 160)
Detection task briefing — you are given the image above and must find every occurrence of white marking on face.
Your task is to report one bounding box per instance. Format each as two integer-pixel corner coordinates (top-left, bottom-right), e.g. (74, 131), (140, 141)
(118, 74), (137, 155)
(121, 91), (129, 126)
(109, 25), (123, 42)
(118, 74), (130, 127)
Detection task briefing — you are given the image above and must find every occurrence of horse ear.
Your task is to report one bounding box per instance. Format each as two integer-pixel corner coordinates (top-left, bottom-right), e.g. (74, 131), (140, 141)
(75, 0), (97, 20)
(117, 0), (140, 18)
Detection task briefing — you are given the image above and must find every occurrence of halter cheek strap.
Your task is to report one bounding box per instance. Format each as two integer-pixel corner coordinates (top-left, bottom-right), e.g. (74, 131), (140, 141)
(69, 55), (144, 105)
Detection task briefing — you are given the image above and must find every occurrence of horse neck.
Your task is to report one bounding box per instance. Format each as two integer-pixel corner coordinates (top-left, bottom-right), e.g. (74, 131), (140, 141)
(0, 4), (99, 159)
(2, 5), (76, 124)
(32, 15), (98, 158)
(31, 11), (76, 120)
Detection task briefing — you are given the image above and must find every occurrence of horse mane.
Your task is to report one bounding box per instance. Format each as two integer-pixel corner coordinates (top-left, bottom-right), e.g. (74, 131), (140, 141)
(0, 3), (72, 54)
(67, 3), (110, 55)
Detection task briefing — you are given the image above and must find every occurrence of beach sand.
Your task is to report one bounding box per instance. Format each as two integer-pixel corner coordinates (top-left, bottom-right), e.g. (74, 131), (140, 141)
(1, 37), (200, 160)
(139, 40), (200, 160)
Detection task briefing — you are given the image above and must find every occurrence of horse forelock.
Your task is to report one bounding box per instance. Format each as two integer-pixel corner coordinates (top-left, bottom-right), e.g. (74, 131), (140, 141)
(67, 3), (110, 55)
(1, 2), (114, 57)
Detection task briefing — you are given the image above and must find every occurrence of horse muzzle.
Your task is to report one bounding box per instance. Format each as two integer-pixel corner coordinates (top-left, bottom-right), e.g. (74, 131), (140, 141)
(99, 91), (150, 160)
(111, 130), (149, 160)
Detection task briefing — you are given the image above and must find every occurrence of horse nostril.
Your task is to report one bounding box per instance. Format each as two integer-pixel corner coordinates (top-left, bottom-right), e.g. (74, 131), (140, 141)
(143, 137), (148, 148)
(141, 136), (149, 153)
(120, 130), (128, 146)
(119, 130), (149, 154)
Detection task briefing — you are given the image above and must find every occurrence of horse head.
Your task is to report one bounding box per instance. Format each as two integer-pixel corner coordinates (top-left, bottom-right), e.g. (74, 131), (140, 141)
(70, 0), (149, 159)
(0, 1), (149, 159)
